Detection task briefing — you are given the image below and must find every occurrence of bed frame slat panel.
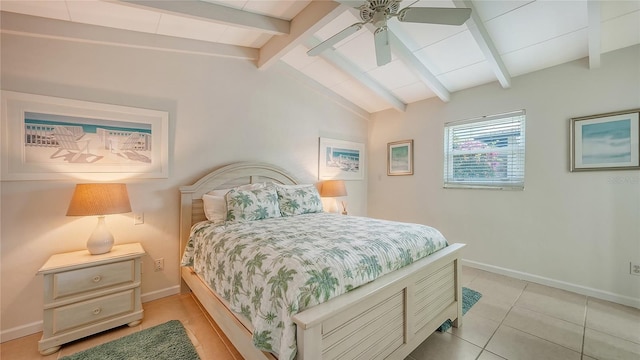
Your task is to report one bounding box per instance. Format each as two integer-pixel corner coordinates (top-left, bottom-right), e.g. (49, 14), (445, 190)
(322, 291), (403, 358)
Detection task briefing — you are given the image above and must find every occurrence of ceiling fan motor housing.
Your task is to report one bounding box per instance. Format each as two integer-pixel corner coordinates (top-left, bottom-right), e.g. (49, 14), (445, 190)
(360, 0), (401, 27)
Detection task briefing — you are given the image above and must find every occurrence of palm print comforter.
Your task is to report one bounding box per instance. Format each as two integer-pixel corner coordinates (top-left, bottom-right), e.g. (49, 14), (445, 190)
(181, 212), (448, 360)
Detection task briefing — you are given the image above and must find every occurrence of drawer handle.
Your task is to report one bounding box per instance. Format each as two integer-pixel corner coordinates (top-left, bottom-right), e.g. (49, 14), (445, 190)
(92, 275), (102, 283)
(92, 307), (102, 315)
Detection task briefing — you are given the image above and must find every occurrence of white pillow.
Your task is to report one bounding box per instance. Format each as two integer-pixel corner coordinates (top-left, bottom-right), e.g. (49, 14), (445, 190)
(202, 183), (265, 223)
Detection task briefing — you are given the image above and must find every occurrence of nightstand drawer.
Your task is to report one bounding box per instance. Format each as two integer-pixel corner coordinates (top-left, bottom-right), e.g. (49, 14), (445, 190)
(53, 260), (135, 299)
(52, 289), (135, 334)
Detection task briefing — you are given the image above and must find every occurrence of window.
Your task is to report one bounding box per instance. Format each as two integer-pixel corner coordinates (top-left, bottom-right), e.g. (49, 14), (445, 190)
(444, 110), (525, 189)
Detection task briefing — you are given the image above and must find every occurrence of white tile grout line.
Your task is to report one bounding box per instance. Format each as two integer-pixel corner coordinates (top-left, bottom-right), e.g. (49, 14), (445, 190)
(473, 281), (527, 360)
(580, 297), (589, 359)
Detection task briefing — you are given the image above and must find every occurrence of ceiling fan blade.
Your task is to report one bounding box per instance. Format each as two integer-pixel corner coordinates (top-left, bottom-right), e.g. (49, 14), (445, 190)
(307, 23), (363, 56)
(398, 7), (472, 26)
(374, 27), (391, 66)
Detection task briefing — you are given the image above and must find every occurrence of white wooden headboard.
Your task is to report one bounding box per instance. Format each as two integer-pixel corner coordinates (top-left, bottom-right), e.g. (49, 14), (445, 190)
(178, 162), (299, 259)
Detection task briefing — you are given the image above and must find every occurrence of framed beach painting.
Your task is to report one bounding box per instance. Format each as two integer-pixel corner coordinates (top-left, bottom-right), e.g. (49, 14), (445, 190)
(388, 139), (413, 176)
(318, 137), (364, 180)
(570, 109), (640, 171)
(1, 91), (169, 180)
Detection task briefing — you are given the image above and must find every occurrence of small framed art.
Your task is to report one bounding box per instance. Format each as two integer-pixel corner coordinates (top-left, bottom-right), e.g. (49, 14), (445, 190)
(570, 109), (639, 172)
(388, 139), (413, 176)
(318, 137), (365, 180)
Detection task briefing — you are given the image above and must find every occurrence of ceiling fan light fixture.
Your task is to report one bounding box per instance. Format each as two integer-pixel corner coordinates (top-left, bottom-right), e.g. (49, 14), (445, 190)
(372, 11), (388, 27)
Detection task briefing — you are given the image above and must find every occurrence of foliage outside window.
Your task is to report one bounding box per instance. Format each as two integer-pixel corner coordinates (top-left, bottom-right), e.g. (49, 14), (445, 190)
(444, 110), (526, 189)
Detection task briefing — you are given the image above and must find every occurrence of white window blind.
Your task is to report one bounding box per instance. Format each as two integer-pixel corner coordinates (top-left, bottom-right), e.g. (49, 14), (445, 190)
(444, 110), (526, 189)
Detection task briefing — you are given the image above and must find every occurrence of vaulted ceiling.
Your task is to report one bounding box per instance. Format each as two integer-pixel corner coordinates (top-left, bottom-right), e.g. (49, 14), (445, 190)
(1, 0), (639, 114)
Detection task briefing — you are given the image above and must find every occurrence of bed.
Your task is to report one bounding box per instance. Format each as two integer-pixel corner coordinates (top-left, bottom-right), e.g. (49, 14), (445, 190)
(179, 162), (465, 360)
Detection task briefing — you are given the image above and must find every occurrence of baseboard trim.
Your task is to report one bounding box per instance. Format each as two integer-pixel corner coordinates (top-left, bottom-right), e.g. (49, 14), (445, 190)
(0, 321), (42, 344)
(463, 259), (640, 309)
(141, 285), (181, 303)
(1, 286), (182, 343)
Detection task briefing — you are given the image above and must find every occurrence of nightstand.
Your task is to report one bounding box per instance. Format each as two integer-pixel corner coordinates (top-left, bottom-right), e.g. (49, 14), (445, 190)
(37, 243), (145, 355)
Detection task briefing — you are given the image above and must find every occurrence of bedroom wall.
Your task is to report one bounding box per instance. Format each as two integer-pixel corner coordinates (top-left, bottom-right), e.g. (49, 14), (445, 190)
(0, 30), (369, 339)
(368, 45), (640, 308)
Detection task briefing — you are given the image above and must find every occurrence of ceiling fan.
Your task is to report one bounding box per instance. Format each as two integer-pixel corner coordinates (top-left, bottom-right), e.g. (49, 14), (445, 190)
(307, 0), (472, 66)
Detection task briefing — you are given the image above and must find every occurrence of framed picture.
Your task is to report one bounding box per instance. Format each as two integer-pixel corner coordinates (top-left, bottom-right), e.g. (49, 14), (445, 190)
(388, 139), (414, 176)
(570, 109), (640, 172)
(1, 91), (169, 180)
(318, 137), (364, 180)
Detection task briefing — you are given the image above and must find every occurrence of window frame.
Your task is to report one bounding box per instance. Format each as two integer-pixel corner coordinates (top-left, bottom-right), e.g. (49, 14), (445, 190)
(443, 110), (526, 190)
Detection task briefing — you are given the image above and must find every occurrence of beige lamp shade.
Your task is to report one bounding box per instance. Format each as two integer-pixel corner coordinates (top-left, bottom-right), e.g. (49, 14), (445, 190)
(320, 180), (347, 197)
(67, 183), (132, 255)
(67, 183), (132, 216)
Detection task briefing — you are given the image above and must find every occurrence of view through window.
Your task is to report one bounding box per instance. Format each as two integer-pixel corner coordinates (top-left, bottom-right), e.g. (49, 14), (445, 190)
(444, 110), (526, 189)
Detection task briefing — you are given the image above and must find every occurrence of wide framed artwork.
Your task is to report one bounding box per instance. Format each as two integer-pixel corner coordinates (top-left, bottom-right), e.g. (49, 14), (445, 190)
(1, 91), (169, 180)
(570, 109), (640, 172)
(388, 139), (413, 176)
(318, 137), (364, 180)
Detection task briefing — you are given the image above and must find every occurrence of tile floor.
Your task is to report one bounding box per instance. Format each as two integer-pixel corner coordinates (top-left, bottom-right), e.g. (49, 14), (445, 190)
(1, 266), (639, 360)
(407, 266), (640, 360)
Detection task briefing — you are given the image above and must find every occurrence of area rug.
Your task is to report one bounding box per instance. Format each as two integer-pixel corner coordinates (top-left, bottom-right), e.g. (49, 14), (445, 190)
(60, 320), (200, 360)
(437, 287), (482, 332)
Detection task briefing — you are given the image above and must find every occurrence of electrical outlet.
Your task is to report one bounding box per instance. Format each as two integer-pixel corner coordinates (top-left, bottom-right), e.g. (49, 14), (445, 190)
(134, 213), (144, 225)
(631, 262), (640, 276)
(154, 258), (164, 272)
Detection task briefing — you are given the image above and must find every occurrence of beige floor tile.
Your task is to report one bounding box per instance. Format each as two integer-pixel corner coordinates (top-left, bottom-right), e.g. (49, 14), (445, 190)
(465, 296), (512, 323)
(583, 328), (640, 360)
(586, 297), (640, 344)
(486, 325), (581, 360)
(477, 350), (507, 360)
(515, 282), (587, 325)
(450, 311), (501, 348)
(461, 266), (484, 287)
(582, 356), (597, 360)
(467, 272), (527, 306)
(409, 331), (482, 360)
(503, 305), (584, 352)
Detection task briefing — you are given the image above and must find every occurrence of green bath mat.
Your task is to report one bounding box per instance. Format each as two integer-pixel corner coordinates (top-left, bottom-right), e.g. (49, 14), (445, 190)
(60, 320), (200, 360)
(437, 287), (482, 332)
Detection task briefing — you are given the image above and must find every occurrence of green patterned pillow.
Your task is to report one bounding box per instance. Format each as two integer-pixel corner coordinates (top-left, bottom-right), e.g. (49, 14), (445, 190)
(226, 185), (280, 222)
(276, 184), (323, 216)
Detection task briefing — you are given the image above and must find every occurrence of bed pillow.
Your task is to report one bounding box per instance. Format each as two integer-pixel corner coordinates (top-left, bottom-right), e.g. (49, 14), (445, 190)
(276, 184), (323, 216)
(202, 183), (265, 223)
(225, 185), (280, 222)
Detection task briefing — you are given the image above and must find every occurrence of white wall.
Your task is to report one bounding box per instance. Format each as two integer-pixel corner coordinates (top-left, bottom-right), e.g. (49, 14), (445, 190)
(368, 45), (640, 308)
(0, 30), (368, 340)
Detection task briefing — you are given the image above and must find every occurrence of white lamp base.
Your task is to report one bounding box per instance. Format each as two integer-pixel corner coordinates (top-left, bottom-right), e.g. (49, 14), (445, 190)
(87, 216), (114, 255)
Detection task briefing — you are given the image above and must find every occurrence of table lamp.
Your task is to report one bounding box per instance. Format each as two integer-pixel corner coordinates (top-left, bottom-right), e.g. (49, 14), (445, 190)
(67, 183), (132, 255)
(320, 180), (348, 215)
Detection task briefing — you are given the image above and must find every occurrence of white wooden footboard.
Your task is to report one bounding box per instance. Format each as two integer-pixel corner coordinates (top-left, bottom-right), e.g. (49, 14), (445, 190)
(292, 243), (464, 360)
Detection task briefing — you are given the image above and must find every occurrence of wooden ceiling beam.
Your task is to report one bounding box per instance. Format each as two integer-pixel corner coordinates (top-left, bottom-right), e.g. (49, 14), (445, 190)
(118, 0), (289, 35)
(587, 0), (602, 69)
(453, 0), (511, 88)
(306, 37), (407, 112)
(258, 0), (344, 69)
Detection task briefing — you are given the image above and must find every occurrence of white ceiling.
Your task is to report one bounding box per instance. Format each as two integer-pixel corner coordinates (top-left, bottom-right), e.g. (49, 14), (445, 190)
(1, 0), (639, 114)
